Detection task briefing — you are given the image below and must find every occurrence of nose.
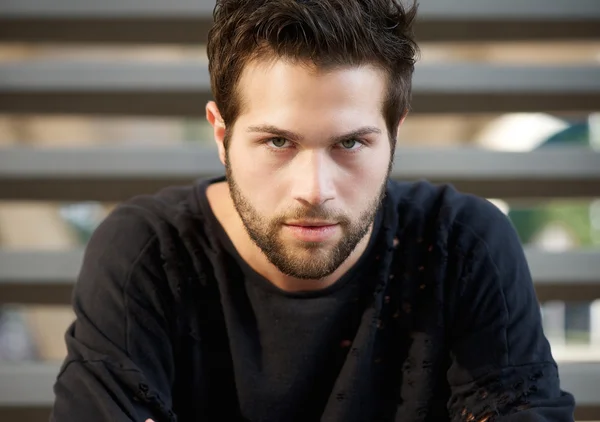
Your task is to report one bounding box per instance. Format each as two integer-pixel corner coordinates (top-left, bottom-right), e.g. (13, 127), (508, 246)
(291, 149), (335, 207)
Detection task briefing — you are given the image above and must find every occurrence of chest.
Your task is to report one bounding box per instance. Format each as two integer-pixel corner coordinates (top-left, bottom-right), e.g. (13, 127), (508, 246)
(172, 235), (454, 421)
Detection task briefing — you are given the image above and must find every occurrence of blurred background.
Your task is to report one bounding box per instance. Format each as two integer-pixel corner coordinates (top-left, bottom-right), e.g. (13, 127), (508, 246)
(0, 0), (599, 420)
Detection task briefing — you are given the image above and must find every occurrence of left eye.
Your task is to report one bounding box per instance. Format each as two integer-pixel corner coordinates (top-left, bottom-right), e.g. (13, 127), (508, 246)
(339, 139), (361, 150)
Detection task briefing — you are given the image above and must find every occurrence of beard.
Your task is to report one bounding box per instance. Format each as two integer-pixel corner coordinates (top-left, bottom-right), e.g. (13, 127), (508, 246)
(225, 156), (388, 280)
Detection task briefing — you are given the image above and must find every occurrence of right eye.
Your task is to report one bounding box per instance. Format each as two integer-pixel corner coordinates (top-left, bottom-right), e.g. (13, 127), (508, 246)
(266, 138), (291, 149)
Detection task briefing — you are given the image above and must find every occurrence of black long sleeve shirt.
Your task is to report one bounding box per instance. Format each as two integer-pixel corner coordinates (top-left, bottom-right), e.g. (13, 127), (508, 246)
(51, 177), (575, 421)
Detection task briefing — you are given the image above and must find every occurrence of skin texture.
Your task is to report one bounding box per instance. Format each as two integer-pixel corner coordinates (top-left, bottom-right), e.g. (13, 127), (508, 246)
(205, 59), (403, 293)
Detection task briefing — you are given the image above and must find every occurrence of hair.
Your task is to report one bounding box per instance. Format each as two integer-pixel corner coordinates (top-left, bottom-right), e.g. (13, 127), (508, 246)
(207, 0), (419, 149)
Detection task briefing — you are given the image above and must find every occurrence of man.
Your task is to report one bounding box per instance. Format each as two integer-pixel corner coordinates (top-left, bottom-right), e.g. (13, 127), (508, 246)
(51, 0), (575, 421)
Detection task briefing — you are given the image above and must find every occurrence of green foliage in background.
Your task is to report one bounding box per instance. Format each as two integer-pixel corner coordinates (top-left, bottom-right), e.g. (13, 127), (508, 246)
(508, 121), (596, 248)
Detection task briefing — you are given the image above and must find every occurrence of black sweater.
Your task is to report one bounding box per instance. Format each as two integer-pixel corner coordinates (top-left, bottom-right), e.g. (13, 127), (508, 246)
(51, 177), (575, 422)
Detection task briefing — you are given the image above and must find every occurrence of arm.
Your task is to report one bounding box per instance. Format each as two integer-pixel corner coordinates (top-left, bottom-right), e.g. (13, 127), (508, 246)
(446, 199), (575, 421)
(51, 209), (178, 422)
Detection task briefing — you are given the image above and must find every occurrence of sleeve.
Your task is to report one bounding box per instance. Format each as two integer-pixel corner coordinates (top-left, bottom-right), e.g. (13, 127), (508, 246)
(50, 208), (179, 422)
(445, 199), (576, 421)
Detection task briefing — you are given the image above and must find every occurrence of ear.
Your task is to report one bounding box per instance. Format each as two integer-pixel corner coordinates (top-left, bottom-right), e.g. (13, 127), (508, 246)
(206, 101), (227, 166)
(396, 109), (409, 139)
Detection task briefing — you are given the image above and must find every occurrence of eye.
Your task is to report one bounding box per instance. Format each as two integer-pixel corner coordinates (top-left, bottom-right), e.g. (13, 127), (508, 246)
(338, 139), (363, 151)
(267, 138), (290, 148)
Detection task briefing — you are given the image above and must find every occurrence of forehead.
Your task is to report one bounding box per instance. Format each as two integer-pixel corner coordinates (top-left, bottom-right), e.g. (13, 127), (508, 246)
(235, 59), (387, 125)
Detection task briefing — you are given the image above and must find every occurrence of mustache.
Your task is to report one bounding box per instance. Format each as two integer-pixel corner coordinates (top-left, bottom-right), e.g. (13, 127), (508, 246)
(273, 206), (350, 225)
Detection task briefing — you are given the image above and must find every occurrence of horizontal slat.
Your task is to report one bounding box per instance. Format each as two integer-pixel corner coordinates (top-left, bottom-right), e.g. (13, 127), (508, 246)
(527, 249), (600, 302)
(0, 0), (214, 17)
(1, 0), (598, 44)
(416, 0), (600, 20)
(1, 147), (599, 200)
(0, 250), (80, 303)
(2, 91), (598, 115)
(5, 146), (598, 180)
(0, 146), (224, 178)
(0, 363), (58, 406)
(0, 362), (596, 407)
(1, 62), (598, 93)
(2, 0), (599, 19)
(0, 250), (83, 284)
(559, 363), (600, 406)
(1, 62), (598, 115)
(0, 61), (210, 91)
(2, 249), (598, 284)
(2, 19), (598, 44)
(1, 248), (599, 303)
(525, 250), (600, 284)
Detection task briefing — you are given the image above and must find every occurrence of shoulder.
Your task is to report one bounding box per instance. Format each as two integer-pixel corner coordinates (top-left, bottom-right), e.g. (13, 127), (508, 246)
(386, 180), (530, 322)
(85, 184), (196, 256)
(385, 179), (518, 258)
(79, 182), (212, 293)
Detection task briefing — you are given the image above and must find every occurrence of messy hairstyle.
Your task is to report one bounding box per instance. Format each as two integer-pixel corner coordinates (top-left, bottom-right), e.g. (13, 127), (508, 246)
(207, 0), (419, 148)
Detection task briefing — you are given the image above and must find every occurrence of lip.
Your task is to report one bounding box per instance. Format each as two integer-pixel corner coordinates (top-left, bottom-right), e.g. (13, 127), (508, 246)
(285, 221), (337, 227)
(283, 223), (339, 242)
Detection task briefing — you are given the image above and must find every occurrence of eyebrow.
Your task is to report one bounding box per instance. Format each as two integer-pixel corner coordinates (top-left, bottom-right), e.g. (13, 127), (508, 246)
(246, 124), (382, 143)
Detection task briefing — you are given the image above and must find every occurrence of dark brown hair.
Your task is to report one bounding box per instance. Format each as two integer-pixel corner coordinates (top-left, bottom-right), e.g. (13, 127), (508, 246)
(207, 0), (419, 148)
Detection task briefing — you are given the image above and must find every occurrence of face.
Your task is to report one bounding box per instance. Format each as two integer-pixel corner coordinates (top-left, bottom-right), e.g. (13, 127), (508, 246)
(219, 60), (393, 280)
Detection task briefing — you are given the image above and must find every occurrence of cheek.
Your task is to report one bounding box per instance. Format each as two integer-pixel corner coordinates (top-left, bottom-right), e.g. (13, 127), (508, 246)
(228, 145), (266, 186)
(347, 152), (390, 205)
(346, 148), (390, 183)
(229, 148), (287, 212)
(336, 168), (385, 209)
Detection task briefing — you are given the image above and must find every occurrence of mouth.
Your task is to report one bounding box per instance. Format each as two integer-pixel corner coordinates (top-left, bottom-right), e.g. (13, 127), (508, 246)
(283, 222), (339, 242)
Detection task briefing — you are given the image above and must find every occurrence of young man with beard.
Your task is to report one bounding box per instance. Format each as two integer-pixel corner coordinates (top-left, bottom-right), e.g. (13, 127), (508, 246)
(51, 0), (575, 421)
